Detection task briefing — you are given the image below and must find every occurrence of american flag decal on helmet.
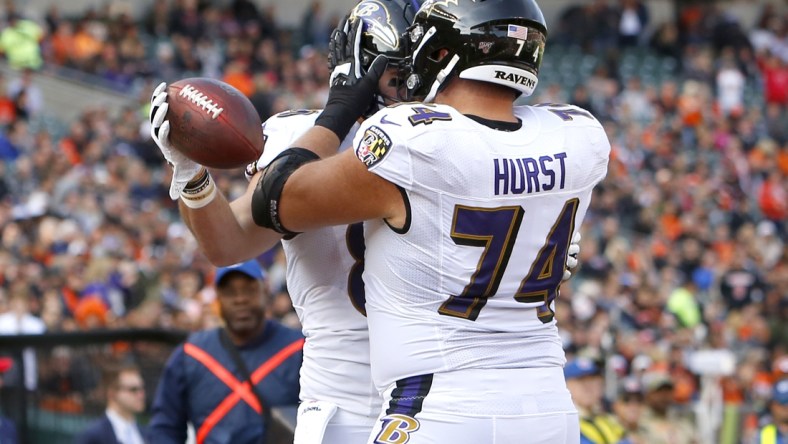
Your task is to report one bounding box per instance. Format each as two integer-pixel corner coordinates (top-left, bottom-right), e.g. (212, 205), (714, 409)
(507, 24), (528, 40)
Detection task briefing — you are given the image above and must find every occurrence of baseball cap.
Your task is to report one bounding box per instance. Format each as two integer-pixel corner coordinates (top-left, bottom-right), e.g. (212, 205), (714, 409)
(214, 260), (265, 286)
(618, 376), (644, 400)
(774, 380), (788, 405)
(0, 357), (13, 373)
(773, 356), (788, 379)
(564, 358), (600, 380)
(642, 371), (674, 392)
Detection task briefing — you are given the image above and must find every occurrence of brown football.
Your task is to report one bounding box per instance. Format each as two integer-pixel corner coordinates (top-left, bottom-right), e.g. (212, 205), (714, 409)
(166, 78), (263, 169)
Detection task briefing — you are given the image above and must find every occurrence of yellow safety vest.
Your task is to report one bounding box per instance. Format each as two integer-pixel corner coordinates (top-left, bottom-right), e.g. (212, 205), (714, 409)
(760, 424), (777, 444)
(580, 415), (626, 444)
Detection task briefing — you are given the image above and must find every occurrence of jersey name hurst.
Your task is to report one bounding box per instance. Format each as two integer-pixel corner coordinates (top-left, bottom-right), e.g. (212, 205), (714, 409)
(493, 152), (567, 196)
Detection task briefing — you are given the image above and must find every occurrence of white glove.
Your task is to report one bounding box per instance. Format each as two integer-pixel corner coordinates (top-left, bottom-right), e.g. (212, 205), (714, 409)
(244, 159), (260, 182)
(150, 82), (203, 200)
(563, 232), (581, 281)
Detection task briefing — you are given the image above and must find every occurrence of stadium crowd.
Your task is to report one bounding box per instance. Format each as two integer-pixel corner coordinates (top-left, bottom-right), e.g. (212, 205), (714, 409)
(0, 0), (786, 442)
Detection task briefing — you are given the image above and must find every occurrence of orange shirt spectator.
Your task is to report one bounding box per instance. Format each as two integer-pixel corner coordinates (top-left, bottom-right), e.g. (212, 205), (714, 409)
(759, 170), (787, 222)
(0, 95), (16, 125)
(760, 55), (788, 105)
(777, 148), (788, 175)
(678, 82), (705, 127)
(71, 23), (102, 64)
(49, 21), (75, 66)
(222, 59), (255, 97)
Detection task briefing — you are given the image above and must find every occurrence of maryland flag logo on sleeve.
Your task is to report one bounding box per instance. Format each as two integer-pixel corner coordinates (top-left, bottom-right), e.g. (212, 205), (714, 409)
(356, 126), (393, 168)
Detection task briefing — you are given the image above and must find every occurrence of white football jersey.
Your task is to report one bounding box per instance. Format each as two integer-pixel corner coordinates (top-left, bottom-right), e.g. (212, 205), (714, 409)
(352, 103), (610, 390)
(258, 110), (379, 418)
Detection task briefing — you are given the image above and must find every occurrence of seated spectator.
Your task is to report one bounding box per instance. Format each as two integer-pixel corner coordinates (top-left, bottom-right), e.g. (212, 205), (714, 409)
(638, 371), (698, 444)
(0, 357), (19, 444)
(0, 284), (46, 390)
(618, 0), (649, 47)
(565, 358), (631, 444)
(39, 346), (87, 414)
(611, 377), (645, 442)
(0, 13), (44, 70)
(75, 363), (148, 444)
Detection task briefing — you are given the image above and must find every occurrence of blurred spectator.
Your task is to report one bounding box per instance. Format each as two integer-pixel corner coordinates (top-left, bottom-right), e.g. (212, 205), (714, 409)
(617, 76), (654, 122)
(300, 1), (331, 50)
(611, 377), (645, 443)
(565, 358), (630, 444)
(716, 51), (746, 116)
(43, 5), (62, 35)
(169, 0), (203, 41)
(222, 59), (254, 97)
(617, 0), (649, 47)
(0, 409), (17, 443)
(650, 22), (681, 61)
(39, 346), (91, 414)
(71, 19), (103, 70)
(249, 72), (276, 121)
(75, 363), (148, 444)
(760, 53), (788, 105)
(639, 371), (698, 444)
(719, 252), (766, 311)
(7, 68), (43, 118)
(758, 169), (787, 230)
(0, 13), (44, 70)
(46, 21), (75, 66)
(0, 73), (15, 125)
(756, 379), (788, 443)
(0, 284), (46, 390)
(143, 1), (170, 39)
(0, 357), (19, 444)
(711, 12), (752, 54)
(666, 280), (702, 329)
(232, 0), (260, 25)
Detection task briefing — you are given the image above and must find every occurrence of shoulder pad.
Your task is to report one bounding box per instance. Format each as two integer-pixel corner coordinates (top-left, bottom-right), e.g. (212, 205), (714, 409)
(528, 103), (602, 128)
(365, 103), (459, 136)
(258, 109), (322, 166)
(264, 109), (321, 137)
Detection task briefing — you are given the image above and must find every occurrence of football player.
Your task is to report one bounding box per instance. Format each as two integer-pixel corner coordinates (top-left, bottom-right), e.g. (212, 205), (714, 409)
(150, 2), (423, 443)
(248, 0), (609, 443)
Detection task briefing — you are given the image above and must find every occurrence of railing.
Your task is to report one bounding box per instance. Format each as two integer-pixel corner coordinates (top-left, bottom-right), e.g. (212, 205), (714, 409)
(0, 329), (188, 444)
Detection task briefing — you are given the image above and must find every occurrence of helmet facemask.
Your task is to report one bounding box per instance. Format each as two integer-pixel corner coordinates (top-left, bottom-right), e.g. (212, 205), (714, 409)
(347, 0), (420, 114)
(402, 0), (548, 102)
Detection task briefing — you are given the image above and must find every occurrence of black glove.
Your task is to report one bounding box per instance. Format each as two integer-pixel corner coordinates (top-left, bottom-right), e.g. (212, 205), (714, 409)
(317, 16), (388, 141)
(316, 54), (388, 140)
(327, 14), (356, 81)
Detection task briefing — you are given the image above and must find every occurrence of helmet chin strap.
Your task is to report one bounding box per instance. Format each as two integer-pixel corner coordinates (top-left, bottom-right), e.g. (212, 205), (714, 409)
(424, 54), (460, 103)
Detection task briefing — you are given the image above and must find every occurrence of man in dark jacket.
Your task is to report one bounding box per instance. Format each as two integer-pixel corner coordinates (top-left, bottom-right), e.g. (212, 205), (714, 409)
(75, 364), (148, 444)
(149, 259), (303, 444)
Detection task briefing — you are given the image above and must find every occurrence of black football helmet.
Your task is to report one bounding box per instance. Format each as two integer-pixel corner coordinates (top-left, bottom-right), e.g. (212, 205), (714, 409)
(352, 0), (422, 69)
(403, 0), (548, 101)
(340, 0), (422, 109)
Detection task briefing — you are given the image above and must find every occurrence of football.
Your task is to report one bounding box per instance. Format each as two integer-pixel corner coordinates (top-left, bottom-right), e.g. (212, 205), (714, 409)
(166, 78), (264, 169)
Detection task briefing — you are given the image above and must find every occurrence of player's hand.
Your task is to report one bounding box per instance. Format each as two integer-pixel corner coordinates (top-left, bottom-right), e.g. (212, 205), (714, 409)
(316, 54), (387, 140)
(245, 160), (260, 182)
(563, 232), (581, 281)
(150, 82), (204, 200)
(328, 14), (363, 87)
(317, 16), (388, 141)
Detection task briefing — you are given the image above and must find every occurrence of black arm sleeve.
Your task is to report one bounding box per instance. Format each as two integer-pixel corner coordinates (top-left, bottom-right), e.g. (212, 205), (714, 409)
(251, 148), (320, 235)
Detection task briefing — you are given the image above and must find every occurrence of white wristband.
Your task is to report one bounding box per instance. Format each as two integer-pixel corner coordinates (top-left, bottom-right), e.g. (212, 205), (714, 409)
(180, 172), (217, 209)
